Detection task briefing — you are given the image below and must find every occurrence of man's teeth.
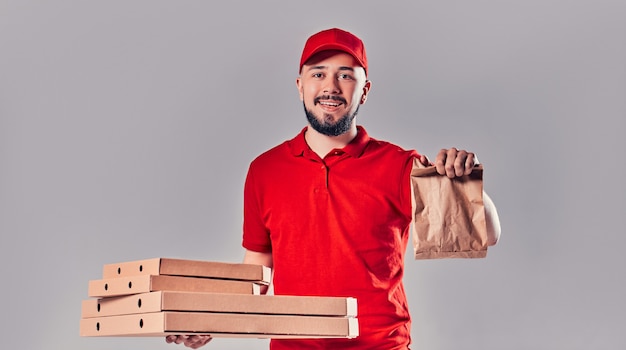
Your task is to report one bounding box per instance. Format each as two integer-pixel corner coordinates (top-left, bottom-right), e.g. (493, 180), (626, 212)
(320, 102), (340, 107)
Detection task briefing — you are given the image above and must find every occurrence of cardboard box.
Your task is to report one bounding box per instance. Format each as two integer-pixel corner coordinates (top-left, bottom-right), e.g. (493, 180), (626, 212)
(80, 311), (358, 338)
(87, 275), (261, 298)
(102, 258), (271, 285)
(81, 291), (357, 318)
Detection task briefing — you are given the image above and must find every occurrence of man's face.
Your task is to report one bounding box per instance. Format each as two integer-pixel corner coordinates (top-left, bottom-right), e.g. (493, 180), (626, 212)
(297, 51), (370, 136)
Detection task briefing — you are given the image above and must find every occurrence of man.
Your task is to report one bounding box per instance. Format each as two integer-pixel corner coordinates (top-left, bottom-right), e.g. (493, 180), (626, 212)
(167, 27), (501, 349)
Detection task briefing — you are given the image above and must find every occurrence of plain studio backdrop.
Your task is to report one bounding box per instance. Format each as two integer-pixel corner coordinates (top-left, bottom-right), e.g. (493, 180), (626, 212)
(1, 1), (624, 349)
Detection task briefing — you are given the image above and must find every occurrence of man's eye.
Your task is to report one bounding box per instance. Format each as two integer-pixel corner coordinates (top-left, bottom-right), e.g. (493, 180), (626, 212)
(312, 73), (323, 78)
(339, 74), (353, 80)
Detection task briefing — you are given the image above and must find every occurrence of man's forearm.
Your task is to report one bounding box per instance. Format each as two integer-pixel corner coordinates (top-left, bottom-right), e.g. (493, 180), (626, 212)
(483, 191), (501, 246)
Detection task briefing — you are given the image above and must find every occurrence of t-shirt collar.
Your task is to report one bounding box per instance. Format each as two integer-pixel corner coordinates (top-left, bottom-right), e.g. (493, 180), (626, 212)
(288, 125), (370, 158)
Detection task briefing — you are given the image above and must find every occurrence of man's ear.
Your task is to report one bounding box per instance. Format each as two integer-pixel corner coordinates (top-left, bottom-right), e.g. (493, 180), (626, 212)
(296, 77), (304, 101)
(360, 80), (372, 104)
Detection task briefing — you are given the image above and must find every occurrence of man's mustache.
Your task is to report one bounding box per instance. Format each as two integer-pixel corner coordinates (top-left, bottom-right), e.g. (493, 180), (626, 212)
(314, 95), (347, 105)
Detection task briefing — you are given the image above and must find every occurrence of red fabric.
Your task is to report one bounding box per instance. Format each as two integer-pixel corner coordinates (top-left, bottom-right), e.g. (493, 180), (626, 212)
(243, 126), (419, 349)
(299, 27), (368, 75)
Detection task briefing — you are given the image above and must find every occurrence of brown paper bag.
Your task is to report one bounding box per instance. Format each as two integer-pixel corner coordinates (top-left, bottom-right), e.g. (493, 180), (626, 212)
(410, 158), (488, 259)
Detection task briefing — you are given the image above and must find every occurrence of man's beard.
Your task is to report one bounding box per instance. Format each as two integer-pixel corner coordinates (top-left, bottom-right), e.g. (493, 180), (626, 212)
(303, 97), (359, 137)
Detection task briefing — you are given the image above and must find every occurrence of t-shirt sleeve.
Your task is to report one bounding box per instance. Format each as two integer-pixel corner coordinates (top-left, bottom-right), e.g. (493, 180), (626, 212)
(400, 150), (421, 219)
(242, 162), (273, 253)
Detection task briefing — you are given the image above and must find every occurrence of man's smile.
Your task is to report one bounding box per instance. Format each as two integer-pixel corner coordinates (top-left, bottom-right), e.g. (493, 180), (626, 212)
(314, 96), (347, 111)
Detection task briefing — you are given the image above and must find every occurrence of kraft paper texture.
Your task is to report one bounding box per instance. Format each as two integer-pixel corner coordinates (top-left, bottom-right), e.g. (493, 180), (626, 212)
(410, 159), (488, 259)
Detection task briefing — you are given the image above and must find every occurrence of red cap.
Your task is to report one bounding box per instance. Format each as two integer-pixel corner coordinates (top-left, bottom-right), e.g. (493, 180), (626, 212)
(299, 28), (368, 76)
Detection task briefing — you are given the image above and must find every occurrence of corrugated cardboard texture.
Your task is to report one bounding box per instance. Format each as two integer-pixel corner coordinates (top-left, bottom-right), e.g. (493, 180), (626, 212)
(82, 291), (357, 318)
(87, 275), (261, 298)
(80, 311), (358, 338)
(102, 258), (271, 285)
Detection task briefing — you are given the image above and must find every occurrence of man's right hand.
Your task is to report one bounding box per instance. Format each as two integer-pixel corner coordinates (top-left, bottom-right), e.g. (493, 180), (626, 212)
(165, 335), (212, 349)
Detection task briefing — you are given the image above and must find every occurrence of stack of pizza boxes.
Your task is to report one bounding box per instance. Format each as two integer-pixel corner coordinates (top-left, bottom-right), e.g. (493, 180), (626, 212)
(80, 258), (358, 339)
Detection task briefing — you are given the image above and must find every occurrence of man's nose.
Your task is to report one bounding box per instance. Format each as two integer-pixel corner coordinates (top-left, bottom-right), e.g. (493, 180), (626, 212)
(323, 78), (340, 94)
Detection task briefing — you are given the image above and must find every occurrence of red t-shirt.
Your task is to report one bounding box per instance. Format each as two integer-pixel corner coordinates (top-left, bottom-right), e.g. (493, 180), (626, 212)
(243, 126), (419, 349)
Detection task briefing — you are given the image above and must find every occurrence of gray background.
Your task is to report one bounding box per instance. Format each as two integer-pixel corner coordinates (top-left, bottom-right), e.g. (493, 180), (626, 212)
(1, 0), (625, 349)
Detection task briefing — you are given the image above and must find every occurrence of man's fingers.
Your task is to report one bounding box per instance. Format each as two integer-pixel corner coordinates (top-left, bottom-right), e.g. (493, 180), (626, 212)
(435, 148), (477, 178)
(434, 148), (448, 175)
(165, 334), (212, 348)
(464, 152), (477, 175)
(165, 335), (177, 343)
(186, 335), (212, 349)
(175, 335), (188, 344)
(452, 148), (466, 177)
(444, 148), (460, 178)
(419, 154), (431, 167)
(453, 150), (475, 177)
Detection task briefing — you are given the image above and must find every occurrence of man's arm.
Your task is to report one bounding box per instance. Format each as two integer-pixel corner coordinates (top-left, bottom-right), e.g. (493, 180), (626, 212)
(483, 191), (501, 246)
(244, 249), (274, 268)
(244, 249), (273, 295)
